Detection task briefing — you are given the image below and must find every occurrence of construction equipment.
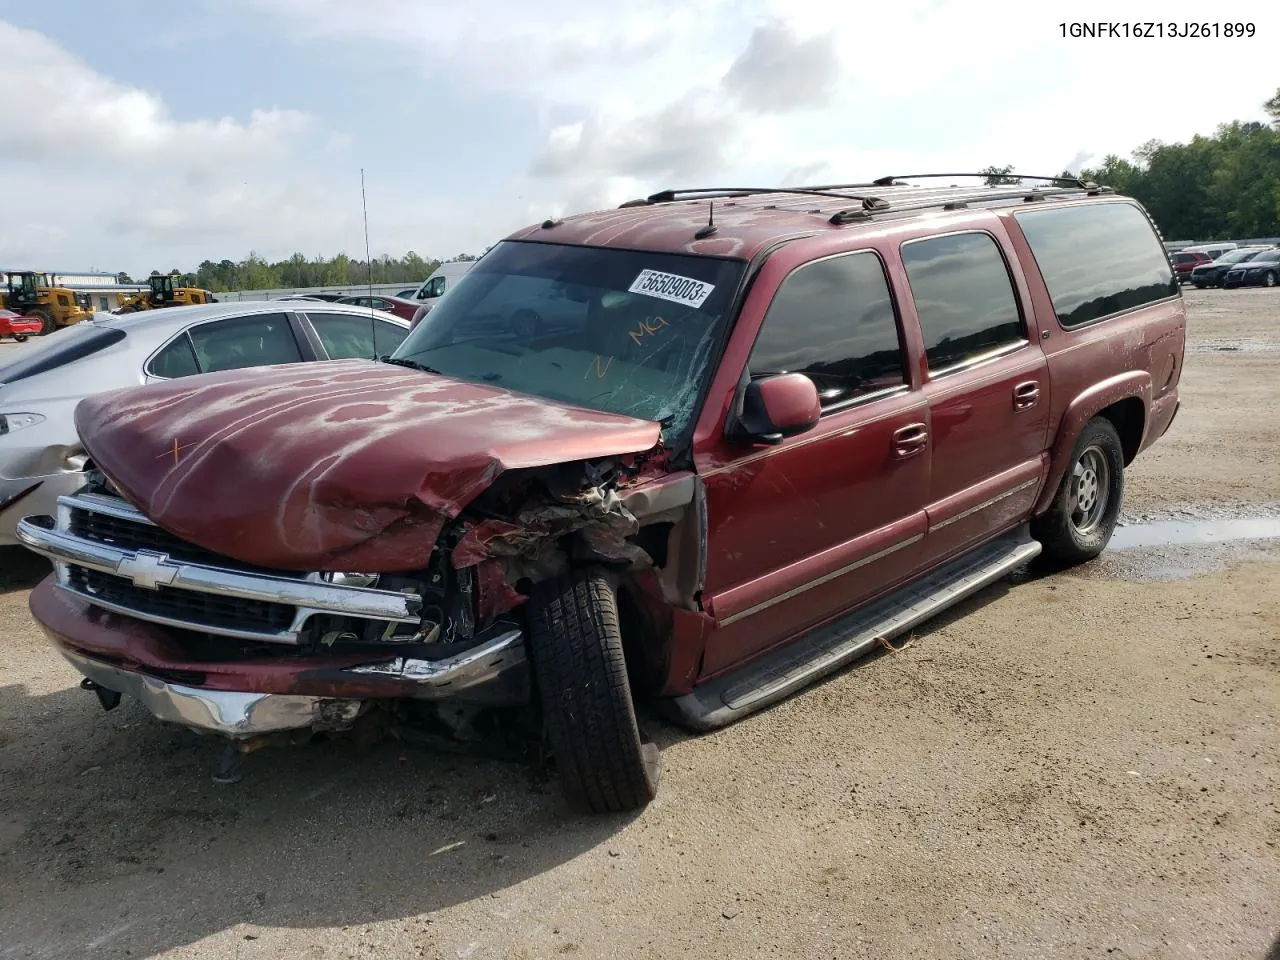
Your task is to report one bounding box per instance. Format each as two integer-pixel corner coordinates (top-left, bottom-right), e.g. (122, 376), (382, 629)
(114, 273), (217, 313)
(0, 271), (95, 335)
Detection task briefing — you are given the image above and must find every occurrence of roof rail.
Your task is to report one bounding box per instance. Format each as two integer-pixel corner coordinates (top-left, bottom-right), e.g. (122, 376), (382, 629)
(621, 186), (884, 207)
(870, 172), (1089, 188)
(617, 177), (1113, 220)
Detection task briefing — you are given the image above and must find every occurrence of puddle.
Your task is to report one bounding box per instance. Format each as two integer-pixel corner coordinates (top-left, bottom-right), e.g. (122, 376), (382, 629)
(1022, 505), (1280, 583)
(1110, 516), (1280, 550)
(1185, 337), (1279, 355)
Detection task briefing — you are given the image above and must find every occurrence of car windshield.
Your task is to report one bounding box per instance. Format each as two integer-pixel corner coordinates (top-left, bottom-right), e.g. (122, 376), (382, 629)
(1215, 249), (1258, 264)
(391, 240), (746, 444)
(1250, 251), (1280, 264)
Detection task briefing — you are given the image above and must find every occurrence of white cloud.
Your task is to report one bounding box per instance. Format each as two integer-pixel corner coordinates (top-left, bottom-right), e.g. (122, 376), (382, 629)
(4, 1), (1278, 276)
(0, 23), (308, 172)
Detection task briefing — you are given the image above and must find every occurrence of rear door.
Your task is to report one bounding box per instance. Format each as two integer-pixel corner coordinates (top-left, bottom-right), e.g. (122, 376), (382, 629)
(697, 248), (930, 679)
(896, 228), (1050, 567)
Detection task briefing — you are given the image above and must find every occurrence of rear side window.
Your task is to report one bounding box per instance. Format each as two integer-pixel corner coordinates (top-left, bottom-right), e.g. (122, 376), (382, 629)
(149, 334), (200, 378)
(0, 325), (126, 385)
(901, 232), (1026, 372)
(1014, 202), (1178, 328)
(308, 312), (409, 359)
(748, 251), (906, 410)
(188, 313), (302, 373)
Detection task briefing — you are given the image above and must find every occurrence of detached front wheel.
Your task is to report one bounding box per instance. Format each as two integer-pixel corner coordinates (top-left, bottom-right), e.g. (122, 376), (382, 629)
(525, 568), (660, 814)
(1032, 417), (1126, 565)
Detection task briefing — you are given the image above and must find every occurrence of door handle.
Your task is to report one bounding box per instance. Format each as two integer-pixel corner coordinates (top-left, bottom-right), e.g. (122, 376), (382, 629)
(1013, 381), (1040, 410)
(892, 423), (928, 459)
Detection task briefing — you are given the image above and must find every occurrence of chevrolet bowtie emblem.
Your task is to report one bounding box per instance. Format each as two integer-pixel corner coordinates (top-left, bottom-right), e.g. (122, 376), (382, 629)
(115, 550), (178, 590)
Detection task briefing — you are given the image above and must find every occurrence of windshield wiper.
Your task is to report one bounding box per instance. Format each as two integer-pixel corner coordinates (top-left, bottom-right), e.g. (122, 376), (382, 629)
(378, 355), (443, 375)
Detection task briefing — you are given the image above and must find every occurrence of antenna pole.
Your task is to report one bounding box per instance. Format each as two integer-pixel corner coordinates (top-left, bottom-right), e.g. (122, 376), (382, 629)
(361, 168), (376, 357)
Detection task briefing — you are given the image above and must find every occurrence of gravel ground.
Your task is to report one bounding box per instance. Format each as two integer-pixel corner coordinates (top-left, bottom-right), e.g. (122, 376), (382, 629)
(1, 289), (1278, 960)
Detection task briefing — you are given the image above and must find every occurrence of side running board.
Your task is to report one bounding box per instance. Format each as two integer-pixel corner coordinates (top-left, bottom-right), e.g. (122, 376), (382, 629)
(665, 527), (1042, 731)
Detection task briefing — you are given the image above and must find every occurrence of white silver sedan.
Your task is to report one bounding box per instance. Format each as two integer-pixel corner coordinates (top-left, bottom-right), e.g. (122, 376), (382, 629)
(0, 300), (409, 545)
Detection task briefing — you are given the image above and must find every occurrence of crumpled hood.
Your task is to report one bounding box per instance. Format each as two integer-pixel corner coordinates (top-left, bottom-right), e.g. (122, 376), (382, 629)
(73, 359), (661, 571)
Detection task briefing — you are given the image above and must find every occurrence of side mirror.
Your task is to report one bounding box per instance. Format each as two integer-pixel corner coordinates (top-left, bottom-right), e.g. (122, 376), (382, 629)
(730, 373), (821, 445)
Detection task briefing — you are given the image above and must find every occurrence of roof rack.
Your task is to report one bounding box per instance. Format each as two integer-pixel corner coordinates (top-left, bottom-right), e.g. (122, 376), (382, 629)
(869, 172), (1090, 188)
(616, 175), (1113, 231)
(621, 186), (883, 207)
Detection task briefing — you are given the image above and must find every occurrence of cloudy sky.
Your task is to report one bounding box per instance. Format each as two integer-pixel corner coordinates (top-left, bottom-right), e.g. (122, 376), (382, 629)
(1, 0), (1275, 277)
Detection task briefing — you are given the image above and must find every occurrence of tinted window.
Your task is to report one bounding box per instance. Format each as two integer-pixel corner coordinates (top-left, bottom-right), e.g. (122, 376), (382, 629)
(149, 334), (200, 378)
(0, 325), (127, 385)
(901, 233), (1025, 371)
(309, 312), (408, 359)
(748, 251), (905, 409)
(1015, 202), (1178, 328)
(186, 313), (302, 373)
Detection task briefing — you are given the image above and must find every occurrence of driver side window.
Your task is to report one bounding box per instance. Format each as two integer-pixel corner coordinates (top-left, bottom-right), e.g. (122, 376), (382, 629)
(748, 251), (906, 411)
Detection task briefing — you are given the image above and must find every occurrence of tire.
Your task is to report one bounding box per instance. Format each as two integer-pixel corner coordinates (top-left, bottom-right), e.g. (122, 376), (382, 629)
(1032, 417), (1125, 565)
(13, 333), (27, 342)
(524, 568), (660, 814)
(1265, 271), (1277, 288)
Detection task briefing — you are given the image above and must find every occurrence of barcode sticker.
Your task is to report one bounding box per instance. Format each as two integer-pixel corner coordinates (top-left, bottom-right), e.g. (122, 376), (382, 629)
(627, 270), (715, 308)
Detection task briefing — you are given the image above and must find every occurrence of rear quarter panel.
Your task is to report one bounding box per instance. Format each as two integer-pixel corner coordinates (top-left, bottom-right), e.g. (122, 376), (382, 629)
(999, 202), (1186, 514)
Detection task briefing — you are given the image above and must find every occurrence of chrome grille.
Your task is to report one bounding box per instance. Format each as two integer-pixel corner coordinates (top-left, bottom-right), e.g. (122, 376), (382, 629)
(67, 566), (296, 634)
(14, 492), (423, 645)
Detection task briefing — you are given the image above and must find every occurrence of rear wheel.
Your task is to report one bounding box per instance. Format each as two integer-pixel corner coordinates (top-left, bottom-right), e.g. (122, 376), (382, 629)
(524, 568), (660, 814)
(1032, 418), (1125, 565)
(13, 333), (27, 342)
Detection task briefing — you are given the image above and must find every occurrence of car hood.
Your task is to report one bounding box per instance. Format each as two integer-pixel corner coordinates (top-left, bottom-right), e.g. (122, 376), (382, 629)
(74, 359), (662, 571)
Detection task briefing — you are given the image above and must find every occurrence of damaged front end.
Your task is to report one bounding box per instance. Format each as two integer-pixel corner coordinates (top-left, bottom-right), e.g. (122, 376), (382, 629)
(19, 444), (695, 747)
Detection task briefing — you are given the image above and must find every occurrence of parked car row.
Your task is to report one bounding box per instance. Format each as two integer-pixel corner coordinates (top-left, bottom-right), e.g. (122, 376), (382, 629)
(1168, 241), (1280, 289)
(11, 174), (1186, 814)
(1182, 246), (1280, 288)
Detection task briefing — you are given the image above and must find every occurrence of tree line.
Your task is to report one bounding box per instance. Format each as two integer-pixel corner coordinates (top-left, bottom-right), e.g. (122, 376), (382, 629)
(985, 87), (1280, 241)
(118, 251), (481, 292)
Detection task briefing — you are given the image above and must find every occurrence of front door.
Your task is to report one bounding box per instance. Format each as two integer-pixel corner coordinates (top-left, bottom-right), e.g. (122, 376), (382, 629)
(698, 248), (930, 680)
(897, 229), (1050, 565)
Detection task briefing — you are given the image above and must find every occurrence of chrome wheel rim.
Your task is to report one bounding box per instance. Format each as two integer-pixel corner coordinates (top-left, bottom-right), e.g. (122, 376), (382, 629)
(1069, 445), (1109, 535)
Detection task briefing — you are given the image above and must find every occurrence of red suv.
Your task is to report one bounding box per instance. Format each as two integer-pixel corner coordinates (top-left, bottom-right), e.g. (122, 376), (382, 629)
(20, 175), (1185, 813)
(1170, 250), (1211, 283)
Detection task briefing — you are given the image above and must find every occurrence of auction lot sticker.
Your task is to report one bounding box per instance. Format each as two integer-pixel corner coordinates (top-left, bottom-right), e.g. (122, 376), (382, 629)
(628, 269), (715, 308)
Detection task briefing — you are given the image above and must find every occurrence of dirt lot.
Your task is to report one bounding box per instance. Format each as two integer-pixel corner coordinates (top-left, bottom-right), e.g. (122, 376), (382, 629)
(1, 290), (1278, 960)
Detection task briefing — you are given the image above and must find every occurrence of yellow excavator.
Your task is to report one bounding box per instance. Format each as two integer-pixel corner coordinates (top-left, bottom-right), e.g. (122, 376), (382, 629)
(0, 271), (95, 335)
(114, 273), (217, 313)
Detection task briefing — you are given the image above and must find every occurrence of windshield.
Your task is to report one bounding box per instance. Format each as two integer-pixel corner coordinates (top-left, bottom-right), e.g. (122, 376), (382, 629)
(391, 240), (746, 444)
(1216, 249), (1258, 265)
(1250, 251), (1280, 264)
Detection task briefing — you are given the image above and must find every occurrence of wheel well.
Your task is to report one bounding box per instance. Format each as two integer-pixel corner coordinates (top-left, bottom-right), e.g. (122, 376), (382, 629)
(1097, 397), (1145, 465)
(615, 578), (667, 698)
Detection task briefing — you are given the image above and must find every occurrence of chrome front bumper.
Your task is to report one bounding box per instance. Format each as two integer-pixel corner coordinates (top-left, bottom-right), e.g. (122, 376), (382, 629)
(57, 627), (528, 738)
(63, 647), (358, 738)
